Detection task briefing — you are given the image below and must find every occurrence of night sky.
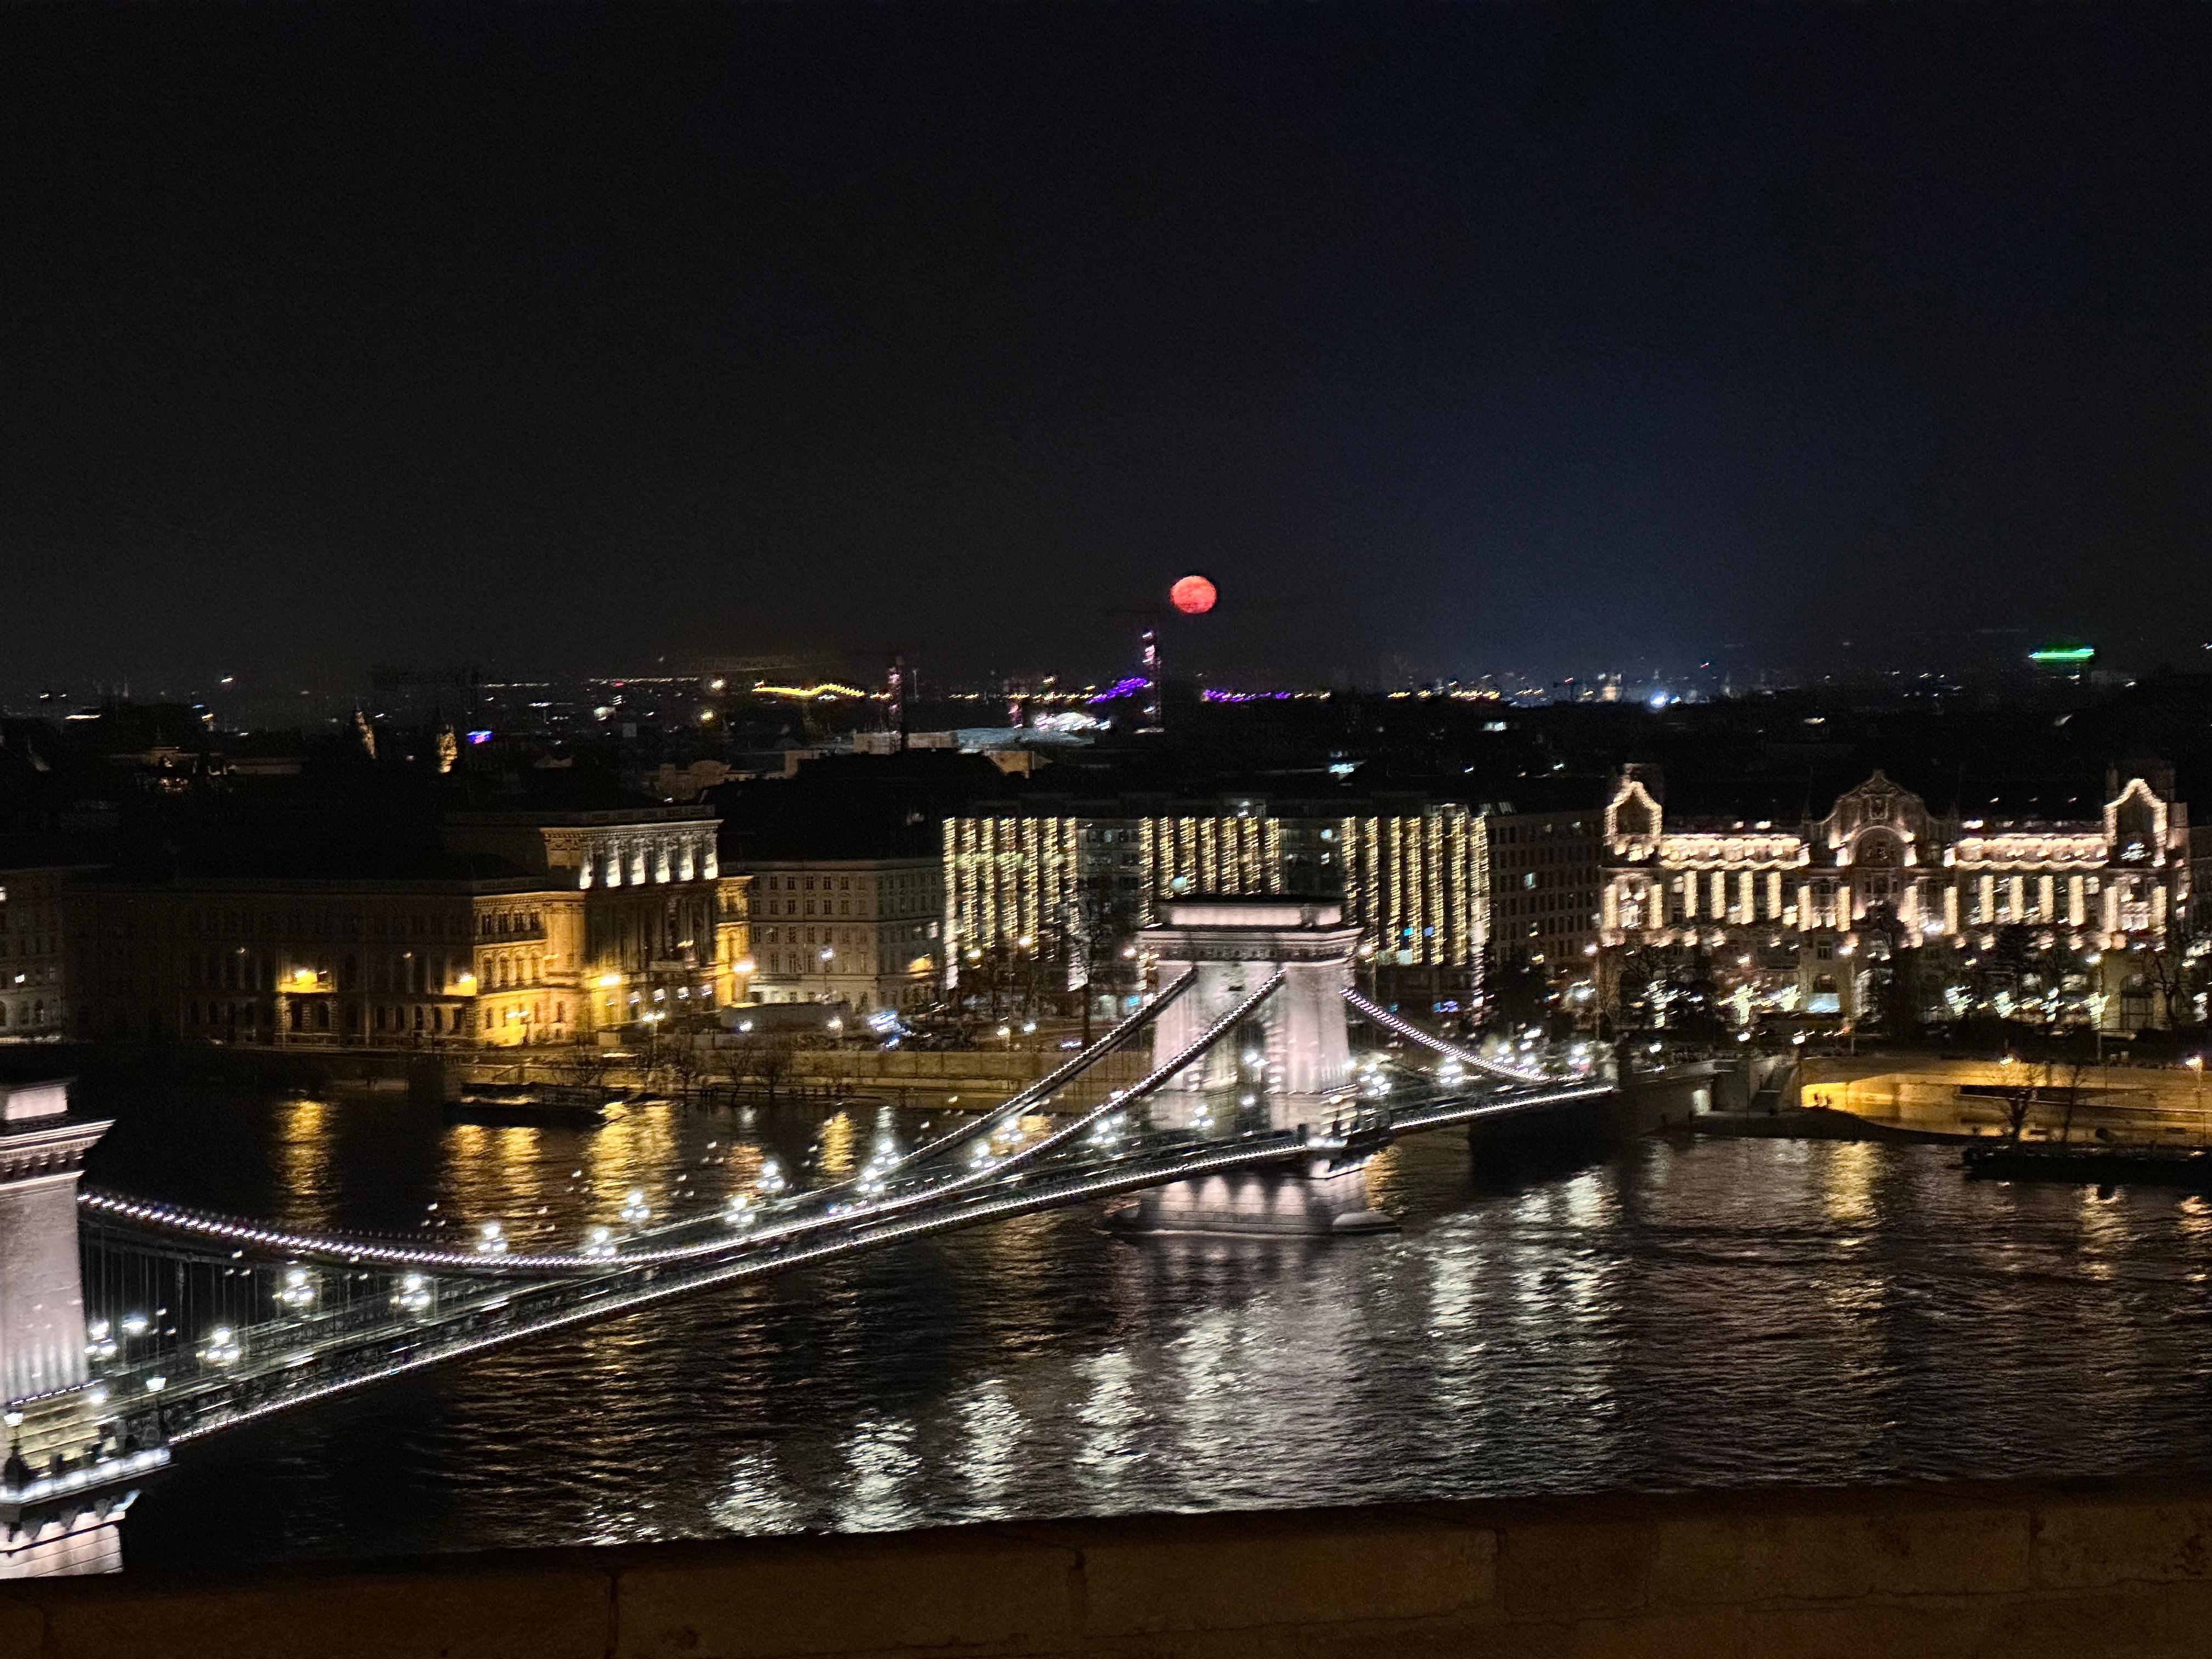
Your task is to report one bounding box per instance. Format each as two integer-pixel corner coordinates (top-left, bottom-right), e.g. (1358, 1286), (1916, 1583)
(7, 7), (2211, 690)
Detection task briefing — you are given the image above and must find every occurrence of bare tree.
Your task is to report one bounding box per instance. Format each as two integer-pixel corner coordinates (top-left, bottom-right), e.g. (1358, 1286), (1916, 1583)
(2057, 1051), (2091, 1143)
(728, 1031), (797, 1108)
(1995, 1053), (2051, 1143)
(2142, 911), (2205, 1034)
(663, 1037), (707, 1102)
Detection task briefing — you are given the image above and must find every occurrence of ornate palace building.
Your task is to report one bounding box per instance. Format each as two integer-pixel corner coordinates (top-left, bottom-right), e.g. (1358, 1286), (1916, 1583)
(1598, 765), (2196, 1032)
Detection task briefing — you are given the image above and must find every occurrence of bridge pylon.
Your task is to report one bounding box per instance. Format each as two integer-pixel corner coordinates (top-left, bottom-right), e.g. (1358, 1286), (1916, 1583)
(1124, 898), (1388, 1235)
(0, 1080), (160, 1578)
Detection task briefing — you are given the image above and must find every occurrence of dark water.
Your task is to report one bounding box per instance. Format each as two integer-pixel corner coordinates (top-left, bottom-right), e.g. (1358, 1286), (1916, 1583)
(71, 1078), (2212, 1571)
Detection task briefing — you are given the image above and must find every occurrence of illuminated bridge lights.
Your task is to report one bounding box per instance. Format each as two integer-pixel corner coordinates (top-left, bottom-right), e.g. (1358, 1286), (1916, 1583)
(1342, 988), (1551, 1084)
(0, 1447), (169, 1507)
(73, 965), (1602, 1441)
(77, 978), (1257, 1283)
(882, 973), (1192, 1183)
(71, 1065), (1614, 1446)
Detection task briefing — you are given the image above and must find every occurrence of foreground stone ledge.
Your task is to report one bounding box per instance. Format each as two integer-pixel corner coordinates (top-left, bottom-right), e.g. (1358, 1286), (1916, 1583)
(13, 1477), (2212, 1658)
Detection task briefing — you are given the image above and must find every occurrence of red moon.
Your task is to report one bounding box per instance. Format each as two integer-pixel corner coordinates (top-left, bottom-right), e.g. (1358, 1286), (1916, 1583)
(1170, 574), (1218, 615)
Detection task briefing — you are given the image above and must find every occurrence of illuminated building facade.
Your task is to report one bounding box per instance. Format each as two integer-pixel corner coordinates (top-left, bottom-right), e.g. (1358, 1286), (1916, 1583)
(941, 797), (1489, 1011)
(63, 804), (733, 1049)
(0, 856), (78, 1040)
(713, 874), (754, 1010)
(747, 857), (943, 1012)
(65, 873), (567, 1047)
(444, 805), (724, 1037)
(1599, 766), (2194, 1032)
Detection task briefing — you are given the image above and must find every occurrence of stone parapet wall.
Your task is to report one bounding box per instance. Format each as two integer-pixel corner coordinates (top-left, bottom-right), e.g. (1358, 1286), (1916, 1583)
(13, 1478), (2212, 1655)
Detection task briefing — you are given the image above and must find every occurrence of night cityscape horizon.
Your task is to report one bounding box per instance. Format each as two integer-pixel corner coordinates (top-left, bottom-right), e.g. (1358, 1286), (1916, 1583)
(6, 6), (2212, 1651)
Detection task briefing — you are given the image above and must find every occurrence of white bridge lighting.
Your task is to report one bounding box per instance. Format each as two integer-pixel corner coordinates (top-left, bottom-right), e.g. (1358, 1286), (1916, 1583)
(64, 959), (1609, 1458)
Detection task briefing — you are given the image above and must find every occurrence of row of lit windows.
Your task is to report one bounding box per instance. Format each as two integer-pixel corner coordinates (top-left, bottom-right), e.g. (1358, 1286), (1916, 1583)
(755, 870), (936, 893)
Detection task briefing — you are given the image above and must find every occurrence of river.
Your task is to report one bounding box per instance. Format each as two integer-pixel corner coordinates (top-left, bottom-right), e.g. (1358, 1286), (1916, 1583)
(67, 1077), (2212, 1571)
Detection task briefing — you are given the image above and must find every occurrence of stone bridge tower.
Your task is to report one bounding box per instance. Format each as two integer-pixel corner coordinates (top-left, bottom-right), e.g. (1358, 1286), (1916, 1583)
(0, 1080), (104, 1406)
(1143, 897), (1359, 1132)
(0, 1079), (144, 1578)
(1127, 898), (1385, 1235)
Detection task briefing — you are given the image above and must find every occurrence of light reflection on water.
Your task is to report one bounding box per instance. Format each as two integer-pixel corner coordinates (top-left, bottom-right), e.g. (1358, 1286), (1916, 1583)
(68, 1079), (2212, 1571)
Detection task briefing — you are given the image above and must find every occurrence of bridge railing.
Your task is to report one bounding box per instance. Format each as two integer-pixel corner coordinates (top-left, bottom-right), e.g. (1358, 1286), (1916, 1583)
(1341, 989), (1557, 1084)
(941, 970), (1288, 1187)
(874, 969), (1193, 1178)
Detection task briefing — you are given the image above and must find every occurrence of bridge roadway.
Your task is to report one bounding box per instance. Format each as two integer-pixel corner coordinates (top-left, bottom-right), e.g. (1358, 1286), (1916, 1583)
(44, 977), (1606, 1456)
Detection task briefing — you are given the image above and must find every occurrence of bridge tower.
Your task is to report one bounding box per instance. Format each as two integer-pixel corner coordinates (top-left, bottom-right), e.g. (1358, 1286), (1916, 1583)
(0, 1079), (146, 1578)
(0, 1080), (104, 1407)
(1126, 898), (1387, 1235)
(1144, 897), (1358, 1130)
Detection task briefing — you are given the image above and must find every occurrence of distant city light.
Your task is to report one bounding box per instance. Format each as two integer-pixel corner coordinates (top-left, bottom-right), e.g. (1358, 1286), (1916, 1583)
(2028, 644), (2096, 665)
(1086, 675), (1152, 705)
(753, 681), (865, 700)
(466, 730), (493, 744)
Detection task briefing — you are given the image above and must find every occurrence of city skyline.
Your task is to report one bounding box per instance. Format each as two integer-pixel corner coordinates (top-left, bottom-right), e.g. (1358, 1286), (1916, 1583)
(11, 5), (2212, 1626)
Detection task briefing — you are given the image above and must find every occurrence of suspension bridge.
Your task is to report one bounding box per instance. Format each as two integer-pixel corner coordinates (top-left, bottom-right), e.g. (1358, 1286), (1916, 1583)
(0, 897), (1620, 1575)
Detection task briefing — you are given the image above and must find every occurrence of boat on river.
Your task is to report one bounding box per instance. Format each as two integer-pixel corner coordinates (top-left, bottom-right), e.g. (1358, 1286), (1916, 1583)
(444, 1082), (613, 1128)
(1961, 1139), (2212, 1190)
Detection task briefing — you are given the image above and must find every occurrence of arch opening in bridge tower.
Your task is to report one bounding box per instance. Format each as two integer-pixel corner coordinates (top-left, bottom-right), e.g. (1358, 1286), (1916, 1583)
(1122, 898), (1388, 1235)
